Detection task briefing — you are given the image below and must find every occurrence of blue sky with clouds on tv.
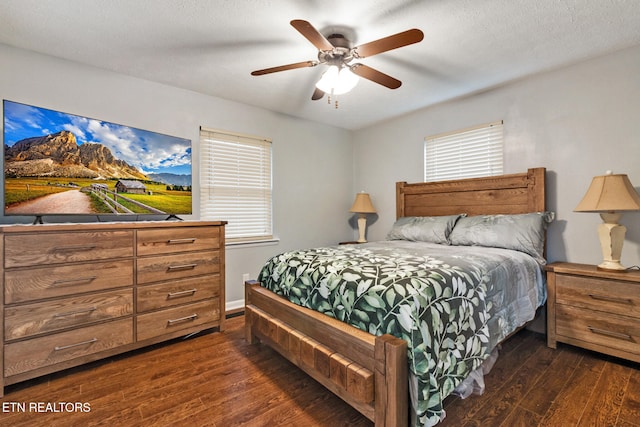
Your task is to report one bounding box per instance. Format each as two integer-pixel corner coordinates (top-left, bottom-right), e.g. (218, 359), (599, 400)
(3, 100), (191, 176)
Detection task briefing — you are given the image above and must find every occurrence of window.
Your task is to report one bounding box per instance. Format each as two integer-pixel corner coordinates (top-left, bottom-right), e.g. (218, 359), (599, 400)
(200, 127), (272, 243)
(424, 120), (503, 182)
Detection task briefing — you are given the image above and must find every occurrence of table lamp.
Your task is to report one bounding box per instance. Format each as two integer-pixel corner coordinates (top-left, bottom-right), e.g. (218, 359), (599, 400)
(350, 192), (376, 243)
(574, 171), (640, 271)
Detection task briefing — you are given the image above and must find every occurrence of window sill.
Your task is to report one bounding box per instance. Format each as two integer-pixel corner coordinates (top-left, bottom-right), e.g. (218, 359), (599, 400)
(225, 238), (280, 249)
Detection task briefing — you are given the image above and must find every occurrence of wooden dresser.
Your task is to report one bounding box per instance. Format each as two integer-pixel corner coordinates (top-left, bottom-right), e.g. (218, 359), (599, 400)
(0, 220), (225, 396)
(546, 262), (640, 363)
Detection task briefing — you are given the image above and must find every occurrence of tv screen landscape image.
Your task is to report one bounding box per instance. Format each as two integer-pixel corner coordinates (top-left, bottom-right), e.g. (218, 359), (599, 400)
(3, 100), (192, 218)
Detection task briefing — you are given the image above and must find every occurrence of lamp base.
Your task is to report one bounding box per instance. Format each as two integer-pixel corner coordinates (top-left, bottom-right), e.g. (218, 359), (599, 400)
(596, 214), (627, 272)
(597, 261), (628, 272)
(356, 215), (368, 243)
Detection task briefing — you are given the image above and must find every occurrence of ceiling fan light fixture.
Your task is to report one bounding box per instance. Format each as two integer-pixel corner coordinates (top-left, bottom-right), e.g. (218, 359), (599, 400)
(315, 66), (359, 95)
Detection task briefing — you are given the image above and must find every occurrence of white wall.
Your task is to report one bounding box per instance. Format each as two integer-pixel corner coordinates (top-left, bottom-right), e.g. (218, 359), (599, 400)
(4, 41), (640, 307)
(0, 44), (355, 308)
(353, 44), (640, 268)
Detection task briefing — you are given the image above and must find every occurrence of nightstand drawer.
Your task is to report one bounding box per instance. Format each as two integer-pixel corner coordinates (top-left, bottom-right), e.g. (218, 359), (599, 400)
(556, 304), (640, 356)
(556, 274), (640, 318)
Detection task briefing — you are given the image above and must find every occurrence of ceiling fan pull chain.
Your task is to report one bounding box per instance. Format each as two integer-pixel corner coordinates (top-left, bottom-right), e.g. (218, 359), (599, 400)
(326, 94), (339, 109)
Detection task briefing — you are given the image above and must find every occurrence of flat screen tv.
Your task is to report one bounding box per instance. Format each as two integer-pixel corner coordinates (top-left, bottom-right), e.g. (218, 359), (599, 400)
(3, 100), (192, 221)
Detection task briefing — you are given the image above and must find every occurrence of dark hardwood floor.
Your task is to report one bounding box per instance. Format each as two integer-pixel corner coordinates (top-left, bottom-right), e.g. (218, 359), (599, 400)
(1, 314), (639, 426)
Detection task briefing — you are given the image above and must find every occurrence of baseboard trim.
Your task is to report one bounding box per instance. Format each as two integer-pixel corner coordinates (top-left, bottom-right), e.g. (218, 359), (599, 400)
(226, 299), (244, 316)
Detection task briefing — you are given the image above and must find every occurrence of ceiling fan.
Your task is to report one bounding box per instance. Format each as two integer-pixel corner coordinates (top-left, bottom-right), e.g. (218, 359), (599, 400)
(251, 20), (424, 103)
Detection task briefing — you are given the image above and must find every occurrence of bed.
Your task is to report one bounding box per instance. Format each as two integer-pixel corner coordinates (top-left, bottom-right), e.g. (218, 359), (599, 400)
(245, 167), (549, 426)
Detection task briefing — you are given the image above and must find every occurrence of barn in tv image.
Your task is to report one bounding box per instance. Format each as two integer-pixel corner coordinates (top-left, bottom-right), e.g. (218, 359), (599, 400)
(3, 100), (192, 217)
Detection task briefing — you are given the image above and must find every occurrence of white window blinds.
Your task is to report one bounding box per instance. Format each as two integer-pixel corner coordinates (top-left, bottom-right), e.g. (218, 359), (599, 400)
(424, 120), (503, 182)
(200, 127), (272, 242)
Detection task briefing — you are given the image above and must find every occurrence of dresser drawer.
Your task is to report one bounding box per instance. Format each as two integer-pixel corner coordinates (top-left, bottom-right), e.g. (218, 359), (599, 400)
(4, 231), (134, 268)
(137, 227), (220, 256)
(4, 318), (133, 377)
(137, 250), (220, 284)
(5, 290), (133, 341)
(137, 276), (220, 313)
(556, 274), (640, 318)
(556, 304), (640, 356)
(136, 299), (220, 341)
(4, 259), (134, 304)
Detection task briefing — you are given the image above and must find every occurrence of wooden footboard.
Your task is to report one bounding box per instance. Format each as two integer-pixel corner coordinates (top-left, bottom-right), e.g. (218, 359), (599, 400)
(245, 281), (408, 426)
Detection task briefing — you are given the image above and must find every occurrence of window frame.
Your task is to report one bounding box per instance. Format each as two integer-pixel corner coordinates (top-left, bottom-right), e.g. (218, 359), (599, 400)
(199, 127), (273, 244)
(424, 120), (504, 182)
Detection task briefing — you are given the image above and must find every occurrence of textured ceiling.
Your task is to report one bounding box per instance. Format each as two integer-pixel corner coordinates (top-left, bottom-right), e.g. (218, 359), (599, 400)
(1, 0), (639, 130)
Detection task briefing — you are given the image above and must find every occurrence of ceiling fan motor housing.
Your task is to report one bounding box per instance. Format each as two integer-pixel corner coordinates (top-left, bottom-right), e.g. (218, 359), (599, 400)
(327, 33), (351, 48)
(318, 33), (353, 66)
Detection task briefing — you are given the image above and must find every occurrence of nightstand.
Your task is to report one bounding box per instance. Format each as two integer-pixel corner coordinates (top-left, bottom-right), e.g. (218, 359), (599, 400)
(546, 262), (640, 363)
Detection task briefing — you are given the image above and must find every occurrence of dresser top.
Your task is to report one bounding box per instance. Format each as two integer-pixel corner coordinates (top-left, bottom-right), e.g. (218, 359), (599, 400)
(0, 220), (226, 233)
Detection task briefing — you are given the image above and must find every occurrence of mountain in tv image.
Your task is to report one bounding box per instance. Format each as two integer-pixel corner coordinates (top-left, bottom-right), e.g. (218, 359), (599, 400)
(147, 172), (193, 187)
(3, 100), (192, 216)
(5, 130), (148, 180)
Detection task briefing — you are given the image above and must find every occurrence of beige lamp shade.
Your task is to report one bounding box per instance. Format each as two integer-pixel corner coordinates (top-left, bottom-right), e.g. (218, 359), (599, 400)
(574, 172), (640, 271)
(350, 192), (376, 214)
(574, 173), (640, 212)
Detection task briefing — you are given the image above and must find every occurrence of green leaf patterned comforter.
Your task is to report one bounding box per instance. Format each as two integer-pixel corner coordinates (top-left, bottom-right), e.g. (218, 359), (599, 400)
(258, 240), (545, 426)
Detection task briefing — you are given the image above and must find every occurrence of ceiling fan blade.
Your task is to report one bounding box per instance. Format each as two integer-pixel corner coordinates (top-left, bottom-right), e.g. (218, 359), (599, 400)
(290, 20), (335, 51)
(350, 63), (402, 89)
(251, 61), (317, 76)
(352, 29), (424, 58)
(311, 87), (325, 100)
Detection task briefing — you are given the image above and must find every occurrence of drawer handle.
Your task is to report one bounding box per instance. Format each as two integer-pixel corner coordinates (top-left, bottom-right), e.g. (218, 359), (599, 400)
(54, 338), (98, 351)
(588, 326), (633, 342)
(51, 276), (98, 287)
(167, 314), (198, 325)
(53, 306), (98, 318)
(167, 238), (197, 245)
(53, 244), (97, 252)
(167, 289), (198, 298)
(588, 294), (633, 305)
(167, 264), (198, 271)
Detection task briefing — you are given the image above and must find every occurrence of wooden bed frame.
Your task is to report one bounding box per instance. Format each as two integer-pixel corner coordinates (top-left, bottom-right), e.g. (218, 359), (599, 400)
(245, 167), (546, 426)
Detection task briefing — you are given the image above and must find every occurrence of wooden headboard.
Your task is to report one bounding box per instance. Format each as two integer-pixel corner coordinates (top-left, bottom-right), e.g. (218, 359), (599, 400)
(396, 167), (546, 218)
